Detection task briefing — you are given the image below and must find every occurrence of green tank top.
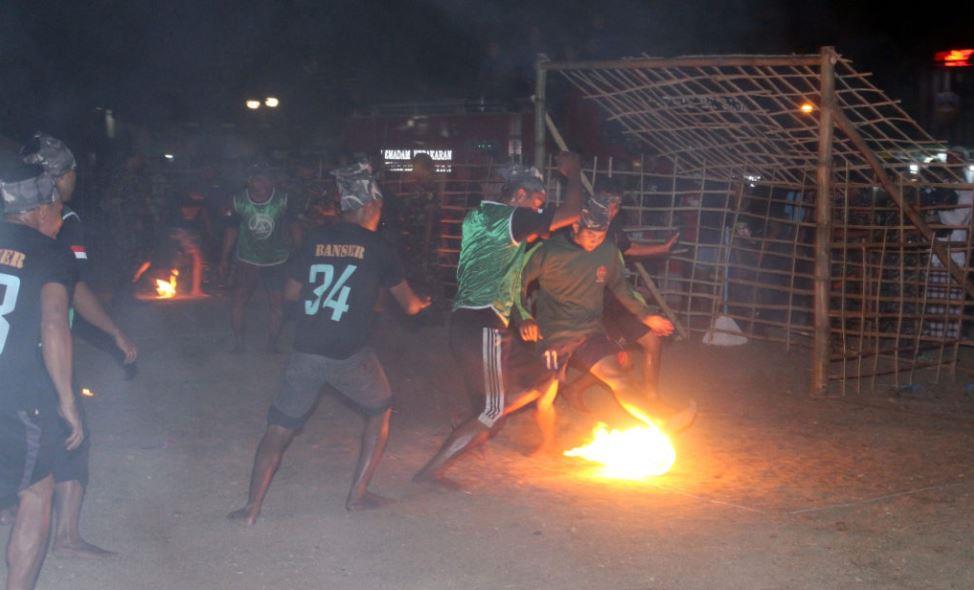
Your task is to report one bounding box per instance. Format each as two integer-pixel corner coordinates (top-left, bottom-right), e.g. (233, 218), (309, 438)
(452, 201), (528, 323)
(233, 189), (290, 265)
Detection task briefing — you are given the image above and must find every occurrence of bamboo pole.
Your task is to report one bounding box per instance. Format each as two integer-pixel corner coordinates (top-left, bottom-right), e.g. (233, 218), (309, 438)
(533, 56), (548, 170)
(812, 46), (837, 396)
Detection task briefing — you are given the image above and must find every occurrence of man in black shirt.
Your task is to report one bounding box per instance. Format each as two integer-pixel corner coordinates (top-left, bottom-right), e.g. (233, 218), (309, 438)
(0, 163), (82, 590)
(21, 133), (137, 558)
(228, 161), (429, 524)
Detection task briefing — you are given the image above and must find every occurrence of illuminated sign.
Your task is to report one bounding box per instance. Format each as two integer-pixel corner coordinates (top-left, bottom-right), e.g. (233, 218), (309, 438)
(382, 148), (453, 173)
(935, 49), (974, 67)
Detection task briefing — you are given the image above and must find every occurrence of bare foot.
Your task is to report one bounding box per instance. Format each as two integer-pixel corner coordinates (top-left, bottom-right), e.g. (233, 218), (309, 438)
(345, 491), (394, 512)
(0, 506), (16, 526)
(227, 506), (259, 526)
(661, 400), (697, 434)
(52, 539), (116, 559)
(525, 443), (559, 458)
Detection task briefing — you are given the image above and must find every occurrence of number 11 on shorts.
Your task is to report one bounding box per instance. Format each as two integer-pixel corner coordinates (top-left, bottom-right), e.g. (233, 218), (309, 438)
(305, 263), (357, 321)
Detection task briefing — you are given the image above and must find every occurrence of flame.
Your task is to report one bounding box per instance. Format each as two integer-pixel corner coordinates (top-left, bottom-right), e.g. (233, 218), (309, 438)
(80, 387), (96, 398)
(155, 270), (179, 299)
(564, 404), (675, 480)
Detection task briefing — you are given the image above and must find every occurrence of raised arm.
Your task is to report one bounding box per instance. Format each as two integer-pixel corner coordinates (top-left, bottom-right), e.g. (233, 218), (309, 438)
(548, 151), (584, 232)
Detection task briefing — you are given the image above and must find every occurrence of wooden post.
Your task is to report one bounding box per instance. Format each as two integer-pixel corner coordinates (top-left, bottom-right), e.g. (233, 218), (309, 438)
(533, 56), (548, 170)
(812, 46), (837, 397)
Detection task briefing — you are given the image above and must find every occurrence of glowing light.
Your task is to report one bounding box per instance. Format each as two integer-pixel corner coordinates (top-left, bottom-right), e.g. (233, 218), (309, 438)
(935, 49), (974, 68)
(264, 96), (280, 108)
(909, 163), (920, 175)
(800, 102), (815, 114)
(80, 388), (96, 398)
(163, 154), (175, 160)
(155, 270), (179, 299)
(564, 418), (676, 480)
(245, 99), (261, 110)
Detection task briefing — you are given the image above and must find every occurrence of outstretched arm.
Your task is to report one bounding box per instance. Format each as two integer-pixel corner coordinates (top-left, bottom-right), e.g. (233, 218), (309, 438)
(548, 151), (584, 232)
(623, 233), (679, 258)
(72, 282), (137, 363)
(389, 280), (432, 315)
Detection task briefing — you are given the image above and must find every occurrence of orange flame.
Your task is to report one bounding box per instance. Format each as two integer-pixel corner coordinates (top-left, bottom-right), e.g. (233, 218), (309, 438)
(564, 404), (675, 480)
(155, 270), (179, 299)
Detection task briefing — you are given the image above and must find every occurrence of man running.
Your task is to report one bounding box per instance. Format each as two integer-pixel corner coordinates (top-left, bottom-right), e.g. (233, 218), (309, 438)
(17, 133), (137, 558)
(0, 163), (83, 590)
(220, 160), (291, 353)
(228, 161), (429, 524)
(516, 194), (695, 433)
(413, 153), (583, 485)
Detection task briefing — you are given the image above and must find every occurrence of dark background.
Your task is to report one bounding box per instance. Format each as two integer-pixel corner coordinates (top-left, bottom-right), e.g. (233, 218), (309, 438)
(1, 0), (969, 150)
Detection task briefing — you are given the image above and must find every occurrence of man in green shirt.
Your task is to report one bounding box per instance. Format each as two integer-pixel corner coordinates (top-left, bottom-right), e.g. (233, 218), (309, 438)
(220, 160), (291, 353)
(414, 153), (584, 486)
(516, 194), (694, 443)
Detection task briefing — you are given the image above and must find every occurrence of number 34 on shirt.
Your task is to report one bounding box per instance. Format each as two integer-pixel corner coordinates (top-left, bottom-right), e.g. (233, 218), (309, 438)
(305, 263), (357, 321)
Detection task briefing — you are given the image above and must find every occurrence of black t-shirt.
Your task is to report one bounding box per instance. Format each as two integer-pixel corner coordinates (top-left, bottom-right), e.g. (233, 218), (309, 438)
(511, 206), (556, 243)
(57, 207), (90, 283)
(608, 213), (632, 253)
(0, 222), (77, 412)
(289, 222), (405, 359)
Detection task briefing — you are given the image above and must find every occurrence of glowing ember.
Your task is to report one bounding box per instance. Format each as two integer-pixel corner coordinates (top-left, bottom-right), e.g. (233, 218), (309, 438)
(155, 270), (179, 299)
(80, 388), (96, 398)
(564, 419), (676, 480)
(800, 102), (815, 114)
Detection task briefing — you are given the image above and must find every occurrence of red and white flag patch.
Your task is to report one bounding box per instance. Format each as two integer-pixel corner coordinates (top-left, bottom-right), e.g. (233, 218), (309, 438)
(70, 245), (88, 260)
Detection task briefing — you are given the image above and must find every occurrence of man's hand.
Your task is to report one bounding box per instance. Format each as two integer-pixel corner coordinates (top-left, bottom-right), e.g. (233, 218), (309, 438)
(555, 151), (581, 178)
(662, 232), (679, 253)
(641, 314), (674, 337)
(520, 319), (543, 342)
(59, 399), (85, 451)
(114, 331), (138, 364)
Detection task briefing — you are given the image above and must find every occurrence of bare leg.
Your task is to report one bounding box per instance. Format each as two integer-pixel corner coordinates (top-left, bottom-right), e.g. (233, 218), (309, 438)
(636, 332), (662, 401)
(530, 379), (559, 456)
(189, 248), (204, 296)
(227, 425), (296, 526)
(413, 418), (491, 486)
(6, 475), (54, 590)
(51, 480), (113, 558)
(589, 355), (695, 432)
(266, 291), (284, 353)
(345, 409), (393, 511)
(558, 371), (599, 413)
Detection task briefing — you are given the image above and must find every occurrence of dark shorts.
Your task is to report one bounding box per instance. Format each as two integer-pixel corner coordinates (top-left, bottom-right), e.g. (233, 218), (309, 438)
(268, 348), (393, 430)
(449, 308), (555, 428)
(543, 332), (625, 375)
(602, 291), (651, 344)
(0, 408), (57, 508)
(52, 397), (90, 486)
(236, 259), (287, 294)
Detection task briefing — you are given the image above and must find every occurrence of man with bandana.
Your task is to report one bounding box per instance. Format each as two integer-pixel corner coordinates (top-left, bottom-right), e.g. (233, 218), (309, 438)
(515, 194), (695, 436)
(0, 162), (83, 590)
(15, 133), (136, 558)
(413, 152), (583, 486)
(228, 161), (430, 523)
(220, 160), (291, 353)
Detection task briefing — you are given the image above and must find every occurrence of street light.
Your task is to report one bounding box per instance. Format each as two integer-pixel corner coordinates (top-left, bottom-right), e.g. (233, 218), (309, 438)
(265, 96), (280, 108)
(245, 99), (261, 110)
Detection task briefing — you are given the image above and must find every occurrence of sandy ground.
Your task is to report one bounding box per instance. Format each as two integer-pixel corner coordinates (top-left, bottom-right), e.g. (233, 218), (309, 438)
(5, 294), (974, 590)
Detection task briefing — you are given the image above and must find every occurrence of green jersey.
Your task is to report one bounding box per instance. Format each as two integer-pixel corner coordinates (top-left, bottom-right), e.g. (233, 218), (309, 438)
(518, 231), (649, 347)
(233, 189), (290, 266)
(453, 200), (550, 323)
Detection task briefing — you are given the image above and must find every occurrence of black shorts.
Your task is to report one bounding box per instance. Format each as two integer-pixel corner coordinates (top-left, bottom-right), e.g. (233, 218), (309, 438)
(236, 259), (287, 294)
(52, 397), (90, 486)
(449, 308), (554, 428)
(602, 290), (650, 344)
(0, 408), (57, 508)
(542, 332), (625, 375)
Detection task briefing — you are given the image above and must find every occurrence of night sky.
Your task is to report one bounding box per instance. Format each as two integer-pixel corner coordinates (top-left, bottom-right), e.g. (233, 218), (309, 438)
(1, 0), (969, 146)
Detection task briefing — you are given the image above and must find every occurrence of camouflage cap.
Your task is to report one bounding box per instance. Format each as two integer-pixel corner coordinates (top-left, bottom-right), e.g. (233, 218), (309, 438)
(0, 164), (59, 214)
(579, 196), (612, 231)
(21, 132), (76, 178)
(331, 160), (383, 212)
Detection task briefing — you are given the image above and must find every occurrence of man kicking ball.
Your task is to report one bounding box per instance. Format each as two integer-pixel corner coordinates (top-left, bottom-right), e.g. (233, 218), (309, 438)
(229, 161), (429, 523)
(517, 194), (696, 435)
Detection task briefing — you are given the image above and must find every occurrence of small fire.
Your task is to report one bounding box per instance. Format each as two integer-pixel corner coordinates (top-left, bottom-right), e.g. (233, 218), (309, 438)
(155, 270), (179, 299)
(80, 387), (96, 398)
(564, 405), (676, 480)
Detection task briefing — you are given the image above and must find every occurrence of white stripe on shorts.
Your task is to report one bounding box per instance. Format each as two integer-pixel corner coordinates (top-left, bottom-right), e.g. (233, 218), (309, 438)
(478, 327), (505, 427)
